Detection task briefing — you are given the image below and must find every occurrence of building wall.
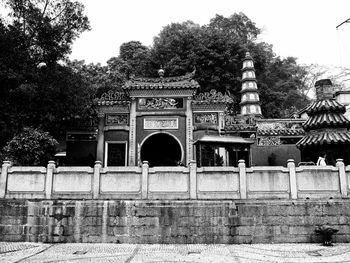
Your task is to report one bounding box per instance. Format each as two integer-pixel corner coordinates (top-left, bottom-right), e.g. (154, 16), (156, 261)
(136, 115), (187, 163)
(1, 199), (349, 244)
(251, 144), (301, 166)
(66, 141), (96, 167)
(104, 130), (129, 142)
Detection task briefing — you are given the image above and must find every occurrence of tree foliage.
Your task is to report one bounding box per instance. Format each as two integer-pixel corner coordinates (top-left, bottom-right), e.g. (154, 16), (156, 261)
(4, 0), (90, 64)
(257, 56), (310, 117)
(2, 127), (58, 166)
(113, 13), (310, 117)
(0, 0), (91, 148)
(0, 7), (317, 159)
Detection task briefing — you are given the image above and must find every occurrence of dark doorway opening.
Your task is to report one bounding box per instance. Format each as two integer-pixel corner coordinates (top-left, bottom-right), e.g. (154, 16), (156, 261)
(141, 133), (182, 167)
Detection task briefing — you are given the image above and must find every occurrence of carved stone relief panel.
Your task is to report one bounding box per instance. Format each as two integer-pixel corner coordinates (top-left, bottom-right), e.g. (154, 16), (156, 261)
(193, 113), (218, 125)
(105, 114), (129, 126)
(257, 136), (281, 146)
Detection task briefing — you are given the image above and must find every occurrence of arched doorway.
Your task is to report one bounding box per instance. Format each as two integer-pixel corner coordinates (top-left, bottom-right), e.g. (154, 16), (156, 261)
(141, 133), (182, 167)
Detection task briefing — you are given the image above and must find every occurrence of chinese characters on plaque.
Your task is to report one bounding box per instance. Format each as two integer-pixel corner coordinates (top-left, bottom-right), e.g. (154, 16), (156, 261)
(144, 118), (178, 129)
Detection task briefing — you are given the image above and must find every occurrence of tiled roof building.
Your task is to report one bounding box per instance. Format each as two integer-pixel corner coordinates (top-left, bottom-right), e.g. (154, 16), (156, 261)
(296, 80), (350, 165)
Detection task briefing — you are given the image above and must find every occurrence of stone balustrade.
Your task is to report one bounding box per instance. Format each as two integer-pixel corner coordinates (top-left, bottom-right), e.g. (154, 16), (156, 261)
(0, 159), (349, 200)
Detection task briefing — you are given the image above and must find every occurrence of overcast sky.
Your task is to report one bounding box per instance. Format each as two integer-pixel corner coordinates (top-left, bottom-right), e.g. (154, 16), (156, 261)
(70, 0), (350, 68)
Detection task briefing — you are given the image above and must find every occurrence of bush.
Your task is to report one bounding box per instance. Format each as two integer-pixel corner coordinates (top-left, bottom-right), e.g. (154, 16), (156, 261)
(2, 127), (58, 166)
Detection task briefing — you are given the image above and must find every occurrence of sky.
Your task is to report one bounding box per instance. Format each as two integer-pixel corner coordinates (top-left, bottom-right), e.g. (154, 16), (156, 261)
(70, 0), (350, 68)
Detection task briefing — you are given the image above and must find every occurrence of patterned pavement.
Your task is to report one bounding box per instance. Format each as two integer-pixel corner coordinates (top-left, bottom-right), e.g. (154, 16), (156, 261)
(1, 242), (350, 263)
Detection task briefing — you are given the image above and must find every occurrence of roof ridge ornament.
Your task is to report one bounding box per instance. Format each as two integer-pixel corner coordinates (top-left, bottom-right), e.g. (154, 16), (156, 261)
(128, 68), (196, 84)
(194, 89), (233, 104)
(99, 90), (129, 101)
(158, 67), (165, 79)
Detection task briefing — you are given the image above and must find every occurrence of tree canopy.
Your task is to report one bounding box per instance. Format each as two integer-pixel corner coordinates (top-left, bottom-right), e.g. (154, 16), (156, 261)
(0, 7), (314, 161)
(0, 0), (91, 154)
(108, 13), (310, 116)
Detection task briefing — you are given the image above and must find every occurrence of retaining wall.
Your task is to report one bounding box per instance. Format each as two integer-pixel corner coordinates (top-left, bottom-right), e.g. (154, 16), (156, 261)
(0, 200), (349, 244)
(1, 159), (349, 244)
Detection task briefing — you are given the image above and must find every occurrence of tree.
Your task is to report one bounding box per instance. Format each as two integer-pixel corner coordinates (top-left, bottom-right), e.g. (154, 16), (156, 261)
(146, 13), (310, 116)
(2, 127), (58, 166)
(0, 0), (91, 147)
(208, 13), (261, 43)
(297, 64), (329, 99)
(255, 56), (311, 117)
(4, 0), (90, 64)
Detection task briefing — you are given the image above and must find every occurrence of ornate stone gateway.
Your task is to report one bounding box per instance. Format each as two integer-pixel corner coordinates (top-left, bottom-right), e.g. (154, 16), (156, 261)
(96, 70), (200, 166)
(93, 54), (306, 167)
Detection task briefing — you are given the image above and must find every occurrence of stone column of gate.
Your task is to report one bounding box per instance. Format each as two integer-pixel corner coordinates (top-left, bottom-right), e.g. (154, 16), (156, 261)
(186, 96), (194, 164)
(128, 98), (137, 166)
(96, 113), (105, 164)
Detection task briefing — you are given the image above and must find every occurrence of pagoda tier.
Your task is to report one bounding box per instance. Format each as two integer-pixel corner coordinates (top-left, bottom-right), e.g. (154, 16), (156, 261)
(240, 52), (262, 117)
(297, 130), (350, 148)
(297, 98), (350, 148)
(296, 79), (350, 164)
(302, 99), (350, 132)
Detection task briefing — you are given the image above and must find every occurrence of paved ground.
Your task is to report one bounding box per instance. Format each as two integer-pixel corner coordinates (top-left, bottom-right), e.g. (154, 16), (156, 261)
(1, 242), (350, 263)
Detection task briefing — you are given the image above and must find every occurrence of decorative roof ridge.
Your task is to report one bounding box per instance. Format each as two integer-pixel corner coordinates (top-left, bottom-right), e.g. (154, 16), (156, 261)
(96, 90), (130, 103)
(257, 129), (305, 136)
(256, 118), (305, 123)
(128, 70), (196, 84)
(192, 101), (231, 104)
(193, 89), (233, 104)
(96, 100), (130, 106)
(224, 124), (257, 130)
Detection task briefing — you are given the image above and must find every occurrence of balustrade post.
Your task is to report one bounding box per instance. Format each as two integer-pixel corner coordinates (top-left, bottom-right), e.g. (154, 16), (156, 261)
(96, 113), (105, 164)
(189, 160), (197, 199)
(93, 161), (102, 199)
(0, 161), (11, 198)
(238, 160), (247, 199)
(45, 161), (55, 199)
(336, 159), (348, 198)
(141, 161), (149, 199)
(287, 159), (298, 199)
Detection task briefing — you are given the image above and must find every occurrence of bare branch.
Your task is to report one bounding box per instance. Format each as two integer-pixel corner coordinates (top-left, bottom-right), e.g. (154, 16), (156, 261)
(41, 0), (49, 17)
(49, 1), (68, 22)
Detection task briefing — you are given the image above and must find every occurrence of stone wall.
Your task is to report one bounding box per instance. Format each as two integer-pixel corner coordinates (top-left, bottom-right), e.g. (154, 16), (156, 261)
(1, 200), (349, 244)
